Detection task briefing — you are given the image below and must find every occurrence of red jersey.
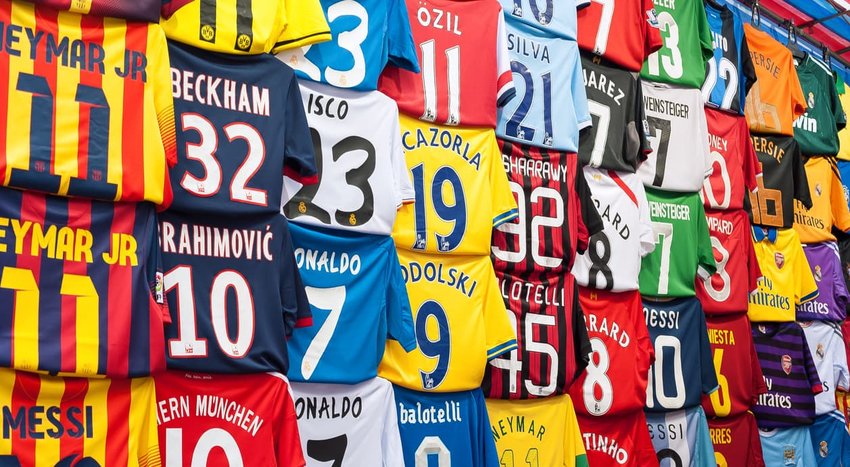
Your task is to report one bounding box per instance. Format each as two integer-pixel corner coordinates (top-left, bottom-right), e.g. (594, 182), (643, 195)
(576, 0), (663, 72)
(578, 411), (659, 467)
(155, 371), (304, 467)
(378, 0), (515, 127)
(701, 314), (767, 418)
(696, 209), (762, 315)
(707, 412), (765, 467)
(701, 108), (761, 211)
(570, 288), (653, 416)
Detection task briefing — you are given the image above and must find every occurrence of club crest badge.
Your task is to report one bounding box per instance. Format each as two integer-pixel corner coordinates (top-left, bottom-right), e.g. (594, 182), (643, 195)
(781, 355), (793, 375)
(775, 252), (785, 269)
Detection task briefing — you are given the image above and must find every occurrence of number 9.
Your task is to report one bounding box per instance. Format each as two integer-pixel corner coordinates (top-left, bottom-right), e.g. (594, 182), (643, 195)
(416, 301), (451, 390)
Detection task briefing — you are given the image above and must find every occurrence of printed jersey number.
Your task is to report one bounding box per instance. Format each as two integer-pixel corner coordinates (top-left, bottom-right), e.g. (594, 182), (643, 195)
(583, 338), (614, 415)
(745, 82), (782, 132)
(715, 452), (728, 467)
(703, 236), (730, 303)
(505, 61), (554, 146)
(420, 40), (461, 125)
(300, 286), (346, 380)
(590, 0), (614, 55)
(164, 428), (244, 466)
(702, 57), (739, 110)
(411, 164), (467, 252)
(656, 448), (683, 467)
(586, 100), (611, 167)
(489, 310), (559, 397)
(510, 0), (554, 26)
(651, 222), (674, 295)
(500, 448), (540, 467)
(646, 12), (683, 79)
(493, 182), (564, 268)
(587, 232), (614, 290)
(180, 113), (267, 207)
(415, 436), (451, 467)
(701, 151), (731, 209)
(307, 435), (348, 467)
(166, 266), (255, 359)
(416, 301), (451, 390)
(285, 0), (369, 88)
(646, 335), (686, 410)
(284, 128), (377, 227)
(646, 116), (672, 187)
(709, 348), (732, 417)
(748, 167), (782, 227)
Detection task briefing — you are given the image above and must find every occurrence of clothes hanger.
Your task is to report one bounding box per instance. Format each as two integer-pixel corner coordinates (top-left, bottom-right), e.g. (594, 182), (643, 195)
(786, 20), (807, 61)
(752, 0), (761, 27)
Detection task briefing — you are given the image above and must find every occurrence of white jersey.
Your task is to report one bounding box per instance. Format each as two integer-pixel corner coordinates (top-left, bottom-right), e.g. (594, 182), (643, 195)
(638, 81), (712, 192)
(572, 167), (655, 291)
(283, 81), (414, 235)
(800, 321), (850, 416)
(291, 377), (404, 466)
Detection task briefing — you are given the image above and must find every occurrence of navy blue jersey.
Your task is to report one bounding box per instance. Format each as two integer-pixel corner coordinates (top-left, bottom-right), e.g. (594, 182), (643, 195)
(167, 41), (318, 216)
(160, 211), (310, 374)
(701, 1), (756, 115)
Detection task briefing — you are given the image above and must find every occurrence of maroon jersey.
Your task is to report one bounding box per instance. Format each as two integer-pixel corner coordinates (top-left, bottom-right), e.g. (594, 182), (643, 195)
(701, 314), (767, 418)
(701, 108), (761, 210)
(708, 412), (765, 467)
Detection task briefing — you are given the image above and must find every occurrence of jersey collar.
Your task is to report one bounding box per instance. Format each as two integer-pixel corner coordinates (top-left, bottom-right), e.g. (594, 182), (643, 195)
(752, 226), (778, 243)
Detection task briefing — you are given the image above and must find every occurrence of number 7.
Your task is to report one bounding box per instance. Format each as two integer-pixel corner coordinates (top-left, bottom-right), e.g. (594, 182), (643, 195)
(651, 222), (674, 295)
(301, 286), (346, 380)
(646, 116), (672, 187)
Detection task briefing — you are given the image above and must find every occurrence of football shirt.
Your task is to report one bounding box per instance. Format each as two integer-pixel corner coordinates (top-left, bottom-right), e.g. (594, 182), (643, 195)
(0, 1), (177, 206)
(809, 411), (850, 466)
(167, 41), (318, 217)
(752, 322), (823, 428)
(744, 24), (807, 136)
(21, 0), (188, 22)
(701, 1), (756, 115)
(643, 297), (719, 412)
(487, 395), (589, 467)
(707, 412), (765, 467)
(499, 0), (589, 40)
(759, 426), (816, 467)
(639, 189), (716, 298)
(570, 288), (653, 417)
(797, 242), (849, 321)
(0, 369), (159, 466)
(161, 0), (331, 55)
(640, 0), (713, 89)
(701, 108), (761, 211)
(579, 53), (651, 173)
(0, 187), (167, 378)
(392, 116), (518, 255)
(496, 18), (590, 152)
(283, 82), (413, 236)
(378, 0), (515, 128)
(839, 159), (850, 206)
(749, 135), (812, 229)
(277, 0), (419, 92)
(638, 81), (712, 193)
(793, 55), (846, 156)
(645, 406), (715, 467)
(287, 223), (416, 384)
(793, 157), (850, 243)
(292, 377), (404, 467)
(800, 321), (849, 416)
(379, 252), (517, 392)
(155, 371), (304, 467)
(576, 0), (662, 72)
(838, 80), (850, 161)
(573, 168), (654, 292)
(749, 227), (818, 322)
(578, 411), (660, 467)
(701, 313), (767, 418)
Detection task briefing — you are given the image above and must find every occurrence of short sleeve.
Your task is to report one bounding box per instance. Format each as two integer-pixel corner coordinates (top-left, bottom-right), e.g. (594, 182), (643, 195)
(834, 248), (850, 311)
(281, 229), (312, 331)
(741, 35), (757, 96)
(382, 383), (406, 466)
(750, 337), (768, 402)
(489, 141), (520, 228)
(276, 380), (307, 467)
(748, 414), (767, 467)
(696, 203), (718, 279)
(283, 78), (319, 185)
(385, 245), (416, 352)
(637, 184), (656, 257)
(387, 0), (420, 73)
(151, 26), (178, 168)
(742, 119), (761, 193)
(478, 392), (501, 466)
(495, 12), (517, 107)
(746, 228), (763, 294)
(793, 146), (813, 210)
(564, 398), (590, 467)
(790, 67), (808, 121)
(389, 104), (415, 207)
(694, 412), (715, 466)
(572, 52), (592, 130)
(136, 379), (161, 467)
(577, 167), (604, 253)
(634, 76), (653, 160)
(642, 0), (663, 57)
(831, 160), (850, 232)
(571, 285), (591, 376)
(836, 332), (850, 391)
(483, 275), (518, 361)
(635, 309), (653, 395)
(696, 2), (714, 64)
(795, 241), (820, 305)
(832, 74), (847, 131)
(272, 0), (332, 53)
(699, 311), (720, 395)
(801, 331), (824, 394)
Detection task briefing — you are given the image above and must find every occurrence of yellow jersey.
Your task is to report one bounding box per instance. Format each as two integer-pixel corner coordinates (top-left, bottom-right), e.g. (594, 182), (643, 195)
(392, 115), (518, 255)
(379, 251), (517, 392)
(837, 81), (850, 161)
(161, 0), (330, 55)
(487, 395), (589, 467)
(794, 156), (850, 243)
(749, 227), (818, 322)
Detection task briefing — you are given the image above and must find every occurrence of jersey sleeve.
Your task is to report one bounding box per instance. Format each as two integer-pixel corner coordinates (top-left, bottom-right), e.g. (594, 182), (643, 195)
(741, 35), (758, 96)
(564, 398), (590, 467)
(696, 2), (714, 65)
(385, 244), (416, 352)
(145, 224), (169, 323)
(801, 331), (825, 395)
(387, 0), (420, 73)
(136, 380), (161, 467)
(489, 142), (520, 228)
(748, 414), (767, 467)
(495, 12), (517, 107)
(696, 203), (718, 279)
(643, 0), (663, 57)
(572, 286), (591, 375)
(577, 167), (604, 253)
(636, 310), (654, 396)
(483, 276), (518, 361)
(390, 105), (415, 207)
(699, 313), (720, 395)
(795, 241), (820, 305)
(282, 232), (313, 331)
(790, 67), (808, 121)
(272, 0), (332, 53)
(382, 383), (406, 466)
(793, 146), (813, 210)
(746, 228), (763, 294)
(573, 58), (592, 131)
(283, 78), (319, 185)
(831, 73), (847, 131)
(750, 337), (768, 403)
(836, 331), (850, 391)
(275, 379), (307, 467)
(831, 160), (850, 232)
(161, 0), (192, 18)
(834, 250), (850, 311)
(637, 182), (656, 257)
(151, 25), (178, 169)
(742, 119), (761, 193)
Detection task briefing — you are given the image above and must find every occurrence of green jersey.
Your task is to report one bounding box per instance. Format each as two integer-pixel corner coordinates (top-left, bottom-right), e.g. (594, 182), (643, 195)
(640, 0), (713, 88)
(793, 54), (846, 156)
(639, 188), (716, 297)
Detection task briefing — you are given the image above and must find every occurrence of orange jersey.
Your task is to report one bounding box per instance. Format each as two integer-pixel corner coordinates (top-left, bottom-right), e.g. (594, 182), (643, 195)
(794, 156), (850, 243)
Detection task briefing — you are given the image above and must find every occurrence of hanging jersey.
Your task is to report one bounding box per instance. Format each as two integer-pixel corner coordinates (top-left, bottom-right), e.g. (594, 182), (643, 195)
(570, 288), (653, 416)
(838, 81), (850, 161)
(167, 42), (317, 217)
(496, 19), (590, 152)
(292, 378), (404, 467)
(22, 0), (187, 22)
(749, 135), (812, 229)
(394, 386), (499, 467)
(707, 412), (765, 467)
(800, 321), (849, 416)
(640, 0), (712, 89)
(579, 53), (651, 173)
(0, 1), (177, 206)
(809, 411), (850, 466)
(701, 2), (756, 115)
(487, 395), (589, 467)
(645, 406), (715, 467)
(695, 209), (762, 315)
(752, 322), (823, 428)
(838, 390), (850, 433)
(794, 157), (850, 243)
(378, 0), (515, 128)
(392, 116), (518, 255)
(701, 108), (761, 211)
(578, 411), (660, 467)
(576, 0), (662, 72)
(379, 252), (517, 392)
(500, 0), (588, 40)
(794, 55), (846, 156)
(839, 160), (850, 208)
(277, 0), (419, 92)
(701, 313), (767, 418)
(638, 81), (712, 192)
(0, 369), (158, 466)
(573, 168), (655, 292)
(759, 426), (816, 467)
(797, 242), (849, 321)
(287, 223), (416, 384)
(283, 82), (413, 236)
(0, 187), (166, 378)
(639, 189), (716, 298)
(643, 297), (718, 412)
(161, 0), (331, 55)
(749, 227), (819, 322)
(744, 24), (807, 136)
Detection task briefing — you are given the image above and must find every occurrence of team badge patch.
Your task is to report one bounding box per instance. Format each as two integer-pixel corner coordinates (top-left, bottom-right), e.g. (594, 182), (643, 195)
(808, 92), (816, 109)
(817, 343), (825, 359)
(819, 440), (829, 458)
(815, 265), (823, 281)
(815, 183), (823, 197)
(775, 252), (785, 269)
(781, 355), (793, 375)
(783, 444), (796, 465)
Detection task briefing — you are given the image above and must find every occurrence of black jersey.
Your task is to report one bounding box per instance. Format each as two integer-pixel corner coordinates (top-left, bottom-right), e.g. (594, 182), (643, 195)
(748, 135), (812, 228)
